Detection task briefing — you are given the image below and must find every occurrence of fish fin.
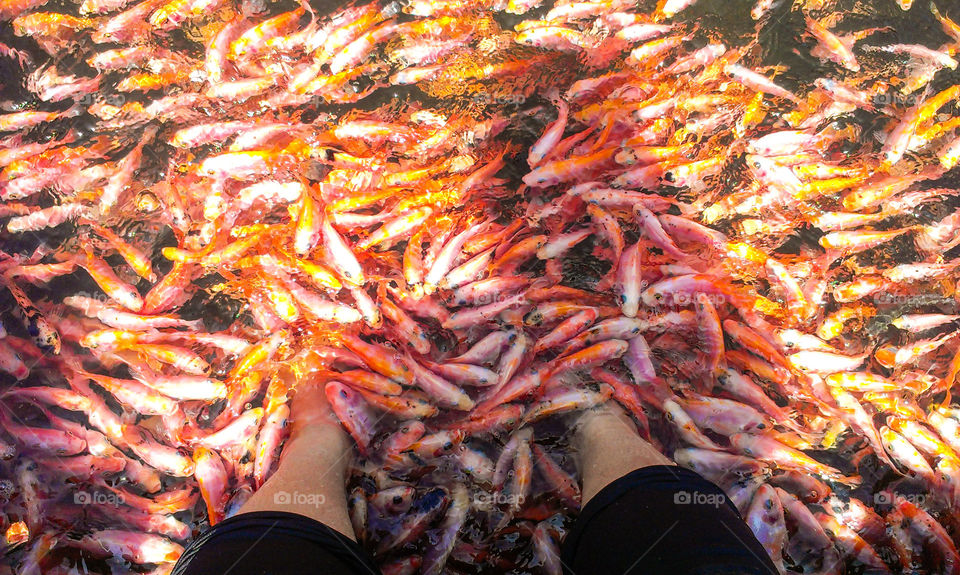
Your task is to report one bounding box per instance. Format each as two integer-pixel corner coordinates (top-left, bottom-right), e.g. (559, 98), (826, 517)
(834, 474), (862, 487)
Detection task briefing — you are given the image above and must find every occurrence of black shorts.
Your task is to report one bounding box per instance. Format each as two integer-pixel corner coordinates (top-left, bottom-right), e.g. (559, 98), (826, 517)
(172, 466), (778, 575)
(170, 511), (381, 575)
(560, 466), (779, 575)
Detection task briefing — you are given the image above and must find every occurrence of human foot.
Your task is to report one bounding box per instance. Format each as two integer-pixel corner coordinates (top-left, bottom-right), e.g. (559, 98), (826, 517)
(572, 401), (638, 446)
(240, 380), (357, 538)
(290, 381), (341, 432)
(284, 381), (353, 467)
(573, 400), (673, 505)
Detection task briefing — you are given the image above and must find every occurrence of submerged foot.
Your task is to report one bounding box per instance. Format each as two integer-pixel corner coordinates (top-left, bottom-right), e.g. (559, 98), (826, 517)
(572, 400), (674, 505)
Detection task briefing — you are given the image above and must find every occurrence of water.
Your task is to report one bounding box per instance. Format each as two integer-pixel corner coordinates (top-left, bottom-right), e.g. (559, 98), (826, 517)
(2, 0), (960, 573)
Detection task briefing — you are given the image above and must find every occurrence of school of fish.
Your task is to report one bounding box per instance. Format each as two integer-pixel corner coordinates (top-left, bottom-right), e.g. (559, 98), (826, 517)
(1, 0), (960, 572)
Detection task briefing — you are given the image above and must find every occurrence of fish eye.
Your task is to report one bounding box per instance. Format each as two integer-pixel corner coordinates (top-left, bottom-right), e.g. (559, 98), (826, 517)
(752, 161), (761, 169)
(392, 495), (403, 504)
(443, 441), (453, 450)
(654, 294), (662, 300)
(664, 171), (676, 182)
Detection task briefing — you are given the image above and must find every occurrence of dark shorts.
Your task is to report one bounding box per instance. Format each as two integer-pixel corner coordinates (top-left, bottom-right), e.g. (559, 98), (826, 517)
(172, 466), (778, 575)
(560, 466), (779, 575)
(170, 511), (381, 575)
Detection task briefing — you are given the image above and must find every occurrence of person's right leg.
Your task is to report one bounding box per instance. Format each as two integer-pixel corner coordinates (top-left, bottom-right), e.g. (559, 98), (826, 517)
(563, 402), (779, 575)
(574, 402), (674, 504)
(239, 382), (355, 537)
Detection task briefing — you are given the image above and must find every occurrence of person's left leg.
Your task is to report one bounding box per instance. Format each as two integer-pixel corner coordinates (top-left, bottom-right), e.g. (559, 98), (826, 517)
(172, 383), (380, 575)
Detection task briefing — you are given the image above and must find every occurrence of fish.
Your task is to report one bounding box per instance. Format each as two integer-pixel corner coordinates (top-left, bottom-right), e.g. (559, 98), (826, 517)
(745, 484), (788, 574)
(68, 531), (180, 566)
(805, 16), (859, 72)
(724, 64), (801, 103)
(375, 487), (448, 554)
(4, 279), (61, 353)
(528, 92), (569, 168)
(193, 447), (229, 525)
(3, 1), (960, 573)
(729, 433), (855, 484)
(775, 488), (843, 573)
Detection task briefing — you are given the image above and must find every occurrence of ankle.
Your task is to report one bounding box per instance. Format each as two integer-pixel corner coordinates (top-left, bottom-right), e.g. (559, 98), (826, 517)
(572, 402), (637, 469)
(574, 402), (637, 445)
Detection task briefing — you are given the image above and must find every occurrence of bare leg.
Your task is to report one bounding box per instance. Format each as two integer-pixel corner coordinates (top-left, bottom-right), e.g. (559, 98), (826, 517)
(240, 383), (356, 540)
(574, 401), (674, 505)
(564, 402), (780, 575)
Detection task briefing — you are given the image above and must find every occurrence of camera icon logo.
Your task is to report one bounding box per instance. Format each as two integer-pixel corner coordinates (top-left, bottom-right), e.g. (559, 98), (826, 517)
(74, 491), (91, 505)
(674, 491), (691, 505)
(274, 491), (292, 505)
(475, 292), (494, 305)
(874, 492), (892, 505)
